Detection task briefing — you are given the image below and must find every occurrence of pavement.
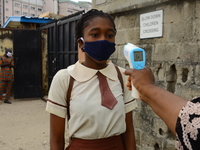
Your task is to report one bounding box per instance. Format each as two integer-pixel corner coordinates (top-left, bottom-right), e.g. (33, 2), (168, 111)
(0, 97), (50, 150)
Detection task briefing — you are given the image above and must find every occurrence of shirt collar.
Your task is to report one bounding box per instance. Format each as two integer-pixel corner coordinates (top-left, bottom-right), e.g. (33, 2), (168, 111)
(67, 61), (118, 82)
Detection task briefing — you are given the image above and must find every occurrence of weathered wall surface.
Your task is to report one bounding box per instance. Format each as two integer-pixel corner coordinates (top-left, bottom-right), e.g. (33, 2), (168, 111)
(0, 29), (13, 55)
(94, 0), (200, 149)
(41, 31), (49, 95)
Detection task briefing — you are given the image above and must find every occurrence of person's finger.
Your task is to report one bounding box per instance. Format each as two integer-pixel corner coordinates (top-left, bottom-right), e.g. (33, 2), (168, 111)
(128, 87), (132, 91)
(127, 76), (131, 82)
(126, 81), (132, 91)
(123, 68), (135, 76)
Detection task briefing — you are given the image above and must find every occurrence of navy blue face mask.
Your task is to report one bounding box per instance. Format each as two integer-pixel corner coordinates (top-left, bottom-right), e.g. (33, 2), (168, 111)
(81, 38), (116, 61)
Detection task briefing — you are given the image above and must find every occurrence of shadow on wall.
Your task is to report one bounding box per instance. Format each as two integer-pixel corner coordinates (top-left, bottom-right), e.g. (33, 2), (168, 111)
(166, 64), (177, 93)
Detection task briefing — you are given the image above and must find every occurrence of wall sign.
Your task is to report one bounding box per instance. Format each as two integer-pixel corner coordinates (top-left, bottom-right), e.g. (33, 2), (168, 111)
(140, 10), (163, 39)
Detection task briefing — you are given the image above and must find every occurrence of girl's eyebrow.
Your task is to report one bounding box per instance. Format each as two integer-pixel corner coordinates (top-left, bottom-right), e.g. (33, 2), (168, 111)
(89, 28), (115, 33)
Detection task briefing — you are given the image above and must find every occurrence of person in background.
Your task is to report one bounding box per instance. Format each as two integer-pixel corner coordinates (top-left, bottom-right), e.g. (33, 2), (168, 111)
(0, 49), (14, 104)
(124, 67), (200, 150)
(46, 9), (137, 150)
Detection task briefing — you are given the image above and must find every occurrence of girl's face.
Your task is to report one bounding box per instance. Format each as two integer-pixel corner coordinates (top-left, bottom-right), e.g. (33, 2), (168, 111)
(78, 17), (116, 68)
(82, 17), (116, 43)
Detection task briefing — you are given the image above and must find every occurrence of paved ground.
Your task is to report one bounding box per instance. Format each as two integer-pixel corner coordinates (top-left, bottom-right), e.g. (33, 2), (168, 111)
(0, 98), (50, 150)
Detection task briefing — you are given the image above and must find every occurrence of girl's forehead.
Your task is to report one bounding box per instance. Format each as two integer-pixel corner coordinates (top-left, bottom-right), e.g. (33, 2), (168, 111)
(86, 17), (114, 28)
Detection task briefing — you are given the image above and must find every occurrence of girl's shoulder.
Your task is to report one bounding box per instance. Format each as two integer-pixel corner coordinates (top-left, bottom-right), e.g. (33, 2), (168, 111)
(55, 64), (75, 77)
(53, 66), (74, 84)
(114, 65), (127, 80)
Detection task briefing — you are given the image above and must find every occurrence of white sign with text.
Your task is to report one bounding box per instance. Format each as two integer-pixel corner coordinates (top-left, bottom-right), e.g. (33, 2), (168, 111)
(140, 10), (163, 39)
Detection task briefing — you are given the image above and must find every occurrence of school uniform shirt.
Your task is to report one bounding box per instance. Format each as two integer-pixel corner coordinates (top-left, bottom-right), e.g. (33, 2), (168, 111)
(46, 61), (138, 139)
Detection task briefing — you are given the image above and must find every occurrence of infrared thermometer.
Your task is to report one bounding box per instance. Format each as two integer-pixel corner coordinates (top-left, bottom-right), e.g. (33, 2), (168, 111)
(124, 43), (146, 98)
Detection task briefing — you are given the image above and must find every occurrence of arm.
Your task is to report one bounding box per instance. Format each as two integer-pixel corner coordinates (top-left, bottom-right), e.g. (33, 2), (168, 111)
(50, 114), (66, 150)
(0, 58), (14, 68)
(121, 112), (136, 150)
(9, 58), (14, 68)
(124, 68), (188, 135)
(0, 62), (10, 67)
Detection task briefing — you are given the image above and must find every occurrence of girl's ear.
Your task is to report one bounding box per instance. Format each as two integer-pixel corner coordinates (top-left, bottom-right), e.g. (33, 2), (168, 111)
(77, 38), (84, 51)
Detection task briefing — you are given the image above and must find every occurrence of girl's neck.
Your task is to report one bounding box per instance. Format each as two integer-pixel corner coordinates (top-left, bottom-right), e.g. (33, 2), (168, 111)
(82, 57), (108, 70)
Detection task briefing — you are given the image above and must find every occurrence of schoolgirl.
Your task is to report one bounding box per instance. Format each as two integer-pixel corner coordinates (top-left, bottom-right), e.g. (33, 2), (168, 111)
(46, 9), (137, 150)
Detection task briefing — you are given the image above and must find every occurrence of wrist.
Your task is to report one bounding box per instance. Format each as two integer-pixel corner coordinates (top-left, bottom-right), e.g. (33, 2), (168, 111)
(138, 84), (156, 99)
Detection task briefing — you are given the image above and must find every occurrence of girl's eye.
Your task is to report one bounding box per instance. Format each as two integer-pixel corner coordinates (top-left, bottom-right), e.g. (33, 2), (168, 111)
(91, 34), (99, 38)
(107, 34), (115, 38)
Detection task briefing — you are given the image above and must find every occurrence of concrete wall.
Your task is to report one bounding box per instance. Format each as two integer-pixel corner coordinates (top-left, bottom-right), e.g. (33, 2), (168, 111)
(94, 0), (200, 149)
(41, 31), (48, 95)
(0, 29), (13, 55)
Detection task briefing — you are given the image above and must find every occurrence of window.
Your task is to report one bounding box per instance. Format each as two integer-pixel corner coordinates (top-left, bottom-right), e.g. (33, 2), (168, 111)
(14, 3), (20, 7)
(6, 16), (9, 19)
(23, 12), (28, 15)
(31, 6), (35, 10)
(6, 8), (9, 11)
(38, 8), (42, 11)
(31, 14), (35, 17)
(6, 0), (8, 3)
(23, 5), (28, 9)
(68, 10), (73, 13)
(14, 10), (20, 14)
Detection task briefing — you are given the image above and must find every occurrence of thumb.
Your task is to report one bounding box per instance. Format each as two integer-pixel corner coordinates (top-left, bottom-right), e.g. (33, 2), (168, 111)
(123, 68), (135, 76)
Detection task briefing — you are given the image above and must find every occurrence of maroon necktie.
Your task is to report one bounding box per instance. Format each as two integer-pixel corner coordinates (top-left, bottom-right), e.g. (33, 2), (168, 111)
(97, 71), (118, 109)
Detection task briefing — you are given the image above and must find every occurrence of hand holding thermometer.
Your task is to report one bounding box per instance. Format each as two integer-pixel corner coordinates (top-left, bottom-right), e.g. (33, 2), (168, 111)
(124, 43), (146, 99)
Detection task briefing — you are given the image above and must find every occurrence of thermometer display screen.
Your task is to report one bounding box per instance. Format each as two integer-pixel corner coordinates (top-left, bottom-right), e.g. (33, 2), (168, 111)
(134, 51), (143, 61)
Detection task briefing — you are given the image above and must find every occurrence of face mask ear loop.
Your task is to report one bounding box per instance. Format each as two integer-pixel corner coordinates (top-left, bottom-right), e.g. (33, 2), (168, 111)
(80, 37), (84, 42)
(80, 37), (85, 52)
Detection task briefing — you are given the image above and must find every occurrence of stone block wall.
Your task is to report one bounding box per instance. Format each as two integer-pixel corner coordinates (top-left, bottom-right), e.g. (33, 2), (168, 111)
(94, 0), (200, 149)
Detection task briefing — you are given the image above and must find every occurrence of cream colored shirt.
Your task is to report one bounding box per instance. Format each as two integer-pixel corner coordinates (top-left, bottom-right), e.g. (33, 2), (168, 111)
(46, 61), (137, 139)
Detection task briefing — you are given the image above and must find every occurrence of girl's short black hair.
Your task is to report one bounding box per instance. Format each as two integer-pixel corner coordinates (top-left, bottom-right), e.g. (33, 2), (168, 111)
(75, 9), (116, 41)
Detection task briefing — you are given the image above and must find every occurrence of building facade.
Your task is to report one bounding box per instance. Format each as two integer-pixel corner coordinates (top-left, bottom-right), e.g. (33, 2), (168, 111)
(93, 0), (200, 149)
(0, 0), (91, 27)
(59, 0), (91, 16)
(0, 0), (46, 26)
